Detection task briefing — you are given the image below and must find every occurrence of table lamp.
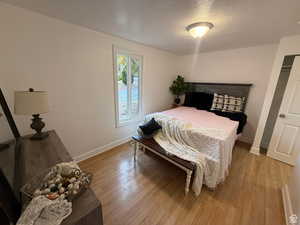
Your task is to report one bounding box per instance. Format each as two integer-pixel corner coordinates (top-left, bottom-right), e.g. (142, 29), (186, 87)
(14, 88), (49, 140)
(0, 112), (10, 150)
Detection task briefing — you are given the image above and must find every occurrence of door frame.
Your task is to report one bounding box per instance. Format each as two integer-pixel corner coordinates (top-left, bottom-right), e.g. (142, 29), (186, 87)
(250, 51), (300, 156)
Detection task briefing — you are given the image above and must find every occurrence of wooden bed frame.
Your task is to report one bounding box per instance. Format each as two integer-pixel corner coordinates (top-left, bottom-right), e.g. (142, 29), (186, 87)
(132, 82), (253, 194)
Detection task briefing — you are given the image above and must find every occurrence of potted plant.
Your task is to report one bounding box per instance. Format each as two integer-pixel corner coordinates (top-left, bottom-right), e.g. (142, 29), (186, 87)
(169, 75), (188, 105)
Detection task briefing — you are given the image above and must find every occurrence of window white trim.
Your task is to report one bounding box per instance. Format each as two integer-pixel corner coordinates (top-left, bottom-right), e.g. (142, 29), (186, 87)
(113, 45), (143, 127)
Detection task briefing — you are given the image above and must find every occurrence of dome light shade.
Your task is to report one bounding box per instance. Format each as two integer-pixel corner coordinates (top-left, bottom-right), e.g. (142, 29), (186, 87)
(186, 22), (214, 38)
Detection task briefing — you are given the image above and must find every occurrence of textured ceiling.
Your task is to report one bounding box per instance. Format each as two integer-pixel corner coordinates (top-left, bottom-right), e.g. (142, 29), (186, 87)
(1, 0), (300, 54)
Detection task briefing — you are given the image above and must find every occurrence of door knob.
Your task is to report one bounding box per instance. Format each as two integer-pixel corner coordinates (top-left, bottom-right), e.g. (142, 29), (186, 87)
(279, 114), (286, 118)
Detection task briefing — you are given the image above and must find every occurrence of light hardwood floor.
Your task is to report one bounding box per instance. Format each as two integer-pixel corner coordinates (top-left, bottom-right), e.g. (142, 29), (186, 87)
(79, 141), (292, 225)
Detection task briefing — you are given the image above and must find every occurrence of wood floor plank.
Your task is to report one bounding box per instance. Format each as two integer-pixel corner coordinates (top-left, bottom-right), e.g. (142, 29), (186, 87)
(79, 141), (292, 225)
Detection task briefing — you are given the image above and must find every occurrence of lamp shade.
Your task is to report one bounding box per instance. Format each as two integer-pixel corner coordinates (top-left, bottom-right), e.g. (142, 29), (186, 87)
(14, 91), (49, 115)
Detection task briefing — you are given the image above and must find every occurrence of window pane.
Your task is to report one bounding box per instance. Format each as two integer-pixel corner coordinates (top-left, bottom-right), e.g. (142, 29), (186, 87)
(114, 48), (142, 127)
(117, 54), (129, 121)
(131, 57), (140, 115)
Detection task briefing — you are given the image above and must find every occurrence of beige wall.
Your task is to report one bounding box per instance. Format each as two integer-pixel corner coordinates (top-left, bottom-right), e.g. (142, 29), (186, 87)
(177, 45), (278, 143)
(0, 3), (178, 159)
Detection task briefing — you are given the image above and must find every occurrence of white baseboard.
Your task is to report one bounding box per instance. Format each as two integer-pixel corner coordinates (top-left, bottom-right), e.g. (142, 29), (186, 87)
(74, 135), (133, 162)
(282, 184), (295, 225)
(250, 146), (260, 155)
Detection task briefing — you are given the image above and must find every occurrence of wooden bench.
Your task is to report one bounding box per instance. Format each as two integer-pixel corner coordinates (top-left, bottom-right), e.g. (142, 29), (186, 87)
(132, 135), (195, 194)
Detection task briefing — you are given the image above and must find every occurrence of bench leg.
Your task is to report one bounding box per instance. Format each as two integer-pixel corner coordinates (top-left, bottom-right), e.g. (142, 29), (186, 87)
(134, 142), (138, 161)
(185, 170), (192, 195)
(141, 146), (146, 153)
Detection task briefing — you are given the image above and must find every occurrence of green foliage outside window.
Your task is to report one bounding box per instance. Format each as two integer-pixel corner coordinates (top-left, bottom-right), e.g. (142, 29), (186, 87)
(117, 55), (139, 85)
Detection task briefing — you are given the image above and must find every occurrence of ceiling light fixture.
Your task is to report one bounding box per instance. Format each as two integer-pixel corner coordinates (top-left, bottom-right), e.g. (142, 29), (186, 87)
(186, 22), (214, 38)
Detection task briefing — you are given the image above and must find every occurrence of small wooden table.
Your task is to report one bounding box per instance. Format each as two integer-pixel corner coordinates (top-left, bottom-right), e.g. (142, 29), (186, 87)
(132, 135), (195, 194)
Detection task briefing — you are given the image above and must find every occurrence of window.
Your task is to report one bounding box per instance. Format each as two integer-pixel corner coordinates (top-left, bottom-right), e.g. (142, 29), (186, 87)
(113, 47), (142, 127)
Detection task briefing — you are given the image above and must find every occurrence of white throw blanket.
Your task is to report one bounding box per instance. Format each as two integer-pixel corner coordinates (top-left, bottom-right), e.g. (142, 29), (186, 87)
(142, 113), (236, 196)
(17, 196), (72, 225)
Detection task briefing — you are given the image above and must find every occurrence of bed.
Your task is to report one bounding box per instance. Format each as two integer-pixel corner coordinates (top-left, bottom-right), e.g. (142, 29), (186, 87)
(133, 82), (252, 196)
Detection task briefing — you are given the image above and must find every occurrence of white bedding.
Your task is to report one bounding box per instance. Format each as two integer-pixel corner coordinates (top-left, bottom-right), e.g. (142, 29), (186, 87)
(142, 107), (238, 196)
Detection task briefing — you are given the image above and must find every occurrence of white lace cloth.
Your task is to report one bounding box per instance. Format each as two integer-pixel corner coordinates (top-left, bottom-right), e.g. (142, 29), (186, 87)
(142, 112), (237, 196)
(17, 196), (72, 225)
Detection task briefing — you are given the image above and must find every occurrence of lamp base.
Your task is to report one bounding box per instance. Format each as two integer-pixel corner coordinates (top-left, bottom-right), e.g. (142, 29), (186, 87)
(30, 114), (48, 141)
(30, 132), (49, 140)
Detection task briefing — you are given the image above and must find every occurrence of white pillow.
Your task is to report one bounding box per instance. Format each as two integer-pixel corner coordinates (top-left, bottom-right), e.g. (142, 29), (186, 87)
(210, 93), (225, 111)
(222, 95), (245, 112)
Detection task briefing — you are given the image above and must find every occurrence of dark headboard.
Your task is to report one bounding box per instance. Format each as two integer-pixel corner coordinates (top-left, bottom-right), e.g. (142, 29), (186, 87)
(185, 82), (253, 111)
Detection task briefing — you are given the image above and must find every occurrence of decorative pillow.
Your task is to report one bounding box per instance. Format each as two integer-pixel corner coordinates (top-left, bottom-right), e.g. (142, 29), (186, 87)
(183, 92), (198, 107)
(184, 92), (214, 110)
(196, 92), (214, 111)
(222, 95), (245, 113)
(210, 93), (225, 111)
(139, 118), (162, 137)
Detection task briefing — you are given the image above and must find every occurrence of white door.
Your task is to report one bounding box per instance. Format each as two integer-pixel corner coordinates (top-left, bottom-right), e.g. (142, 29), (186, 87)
(268, 57), (300, 166)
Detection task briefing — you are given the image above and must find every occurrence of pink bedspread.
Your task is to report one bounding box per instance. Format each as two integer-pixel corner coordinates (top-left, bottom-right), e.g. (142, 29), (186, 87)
(162, 106), (238, 138)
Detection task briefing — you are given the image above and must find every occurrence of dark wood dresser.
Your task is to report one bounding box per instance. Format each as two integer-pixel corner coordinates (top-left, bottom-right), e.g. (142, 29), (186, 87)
(14, 130), (103, 225)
